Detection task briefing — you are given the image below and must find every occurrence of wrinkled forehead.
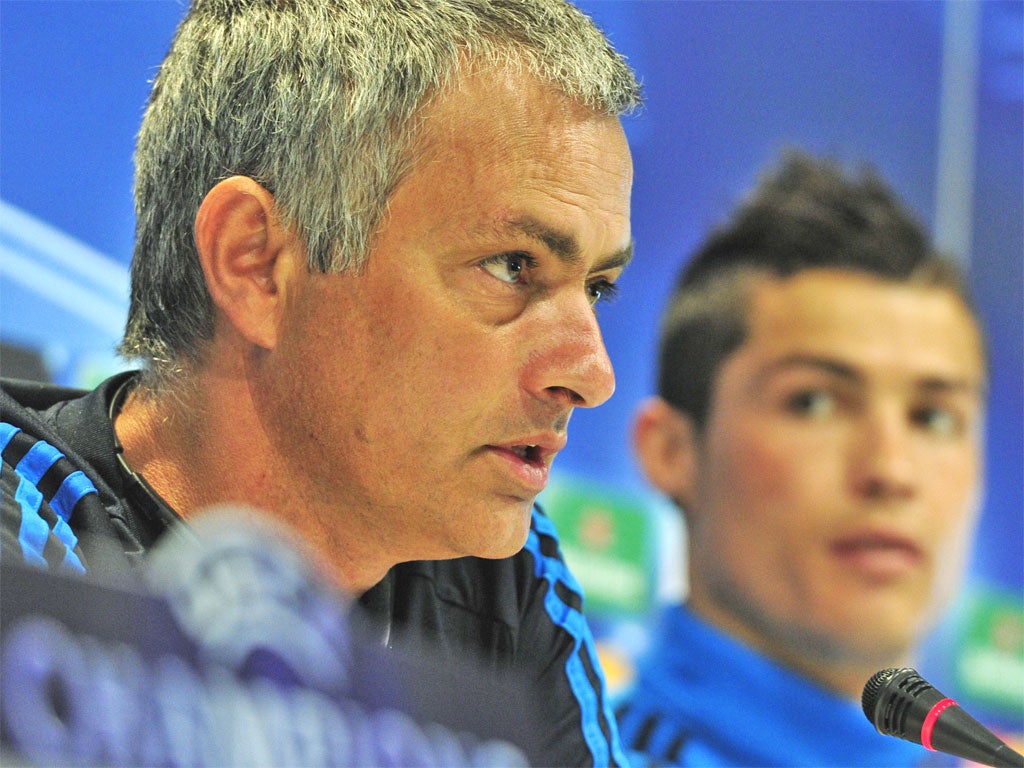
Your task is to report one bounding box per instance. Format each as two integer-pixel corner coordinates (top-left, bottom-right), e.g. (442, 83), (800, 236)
(416, 63), (625, 157)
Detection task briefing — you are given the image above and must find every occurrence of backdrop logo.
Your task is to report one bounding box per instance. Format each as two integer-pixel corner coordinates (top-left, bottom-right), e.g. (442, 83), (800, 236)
(146, 508), (352, 693)
(0, 510), (532, 767)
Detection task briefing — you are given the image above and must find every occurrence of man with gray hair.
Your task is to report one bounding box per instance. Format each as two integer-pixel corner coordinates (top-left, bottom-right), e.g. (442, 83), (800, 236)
(0, 1), (640, 764)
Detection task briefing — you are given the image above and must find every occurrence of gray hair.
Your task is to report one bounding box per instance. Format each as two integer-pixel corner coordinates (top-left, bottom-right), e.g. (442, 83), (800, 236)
(120, 0), (641, 388)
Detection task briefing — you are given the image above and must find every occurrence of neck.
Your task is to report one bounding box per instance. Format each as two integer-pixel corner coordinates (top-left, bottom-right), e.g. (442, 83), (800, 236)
(685, 596), (913, 701)
(114, 367), (395, 597)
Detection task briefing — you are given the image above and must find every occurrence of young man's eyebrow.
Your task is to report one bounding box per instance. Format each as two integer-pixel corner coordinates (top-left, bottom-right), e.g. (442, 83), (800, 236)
(916, 376), (987, 397)
(757, 354), (986, 395)
(507, 215), (633, 272)
(757, 354), (861, 383)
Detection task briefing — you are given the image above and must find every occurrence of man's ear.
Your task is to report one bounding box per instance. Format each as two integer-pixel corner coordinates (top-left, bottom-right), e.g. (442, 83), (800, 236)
(194, 175), (301, 350)
(632, 396), (699, 508)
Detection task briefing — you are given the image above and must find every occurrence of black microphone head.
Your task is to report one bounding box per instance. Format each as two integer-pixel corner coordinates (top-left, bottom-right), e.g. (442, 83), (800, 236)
(862, 667), (1024, 768)
(862, 667), (939, 741)
(862, 667), (903, 725)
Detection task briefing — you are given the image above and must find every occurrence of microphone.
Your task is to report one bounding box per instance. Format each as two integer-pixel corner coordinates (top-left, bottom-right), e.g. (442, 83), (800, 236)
(862, 667), (1024, 768)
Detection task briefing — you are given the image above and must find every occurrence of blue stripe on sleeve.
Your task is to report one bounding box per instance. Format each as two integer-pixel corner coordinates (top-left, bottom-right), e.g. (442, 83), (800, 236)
(16, 438), (64, 485)
(2, 424), (90, 574)
(50, 470), (96, 525)
(51, 515), (85, 573)
(586, 625), (628, 766)
(526, 509), (627, 767)
(14, 474), (49, 568)
(0, 422), (20, 451)
(543, 585), (610, 765)
(528, 529), (584, 593)
(60, 547), (86, 574)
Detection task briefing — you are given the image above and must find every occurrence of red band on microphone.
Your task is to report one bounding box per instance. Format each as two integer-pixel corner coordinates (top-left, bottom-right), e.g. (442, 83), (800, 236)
(921, 698), (958, 751)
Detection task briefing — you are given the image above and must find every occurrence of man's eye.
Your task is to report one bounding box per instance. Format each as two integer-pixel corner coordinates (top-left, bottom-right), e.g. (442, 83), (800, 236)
(911, 406), (960, 437)
(786, 390), (836, 419)
(587, 279), (619, 307)
(480, 252), (533, 284)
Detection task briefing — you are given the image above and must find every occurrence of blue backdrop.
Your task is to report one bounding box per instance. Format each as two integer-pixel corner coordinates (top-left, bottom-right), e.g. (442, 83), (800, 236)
(2, 0), (1021, 732)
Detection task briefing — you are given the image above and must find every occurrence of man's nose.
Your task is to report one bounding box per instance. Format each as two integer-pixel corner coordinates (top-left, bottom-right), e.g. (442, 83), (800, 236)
(522, 293), (616, 409)
(849, 404), (917, 500)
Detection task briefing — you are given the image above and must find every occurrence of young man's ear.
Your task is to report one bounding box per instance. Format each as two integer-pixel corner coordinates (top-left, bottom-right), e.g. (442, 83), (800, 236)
(194, 175), (302, 350)
(632, 396), (699, 510)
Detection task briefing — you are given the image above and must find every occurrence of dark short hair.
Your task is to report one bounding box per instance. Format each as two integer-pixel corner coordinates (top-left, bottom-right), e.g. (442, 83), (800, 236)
(657, 149), (980, 431)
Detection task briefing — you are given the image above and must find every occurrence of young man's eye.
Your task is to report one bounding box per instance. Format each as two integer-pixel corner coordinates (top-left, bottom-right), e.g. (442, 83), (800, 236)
(786, 389), (836, 419)
(480, 252), (534, 284)
(587, 278), (619, 307)
(911, 405), (961, 437)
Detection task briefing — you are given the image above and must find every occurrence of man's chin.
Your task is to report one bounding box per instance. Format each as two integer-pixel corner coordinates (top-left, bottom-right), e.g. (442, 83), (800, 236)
(476, 526), (533, 559)
(466, 503), (534, 559)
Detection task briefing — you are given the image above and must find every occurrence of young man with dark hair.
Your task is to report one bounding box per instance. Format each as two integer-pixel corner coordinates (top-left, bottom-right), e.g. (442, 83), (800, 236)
(616, 151), (986, 767)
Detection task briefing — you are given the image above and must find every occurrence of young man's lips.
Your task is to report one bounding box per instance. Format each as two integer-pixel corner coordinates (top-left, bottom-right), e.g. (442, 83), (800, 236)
(830, 532), (925, 580)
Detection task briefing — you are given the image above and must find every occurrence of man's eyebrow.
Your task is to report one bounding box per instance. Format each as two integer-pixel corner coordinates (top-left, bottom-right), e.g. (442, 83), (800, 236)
(596, 241), (634, 273)
(917, 376), (987, 397)
(506, 215), (633, 272)
(758, 354), (861, 384)
(758, 353), (986, 394)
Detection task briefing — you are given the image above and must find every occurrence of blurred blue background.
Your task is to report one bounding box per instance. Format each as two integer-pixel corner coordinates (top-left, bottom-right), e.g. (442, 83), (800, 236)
(2, 0), (1021, 735)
